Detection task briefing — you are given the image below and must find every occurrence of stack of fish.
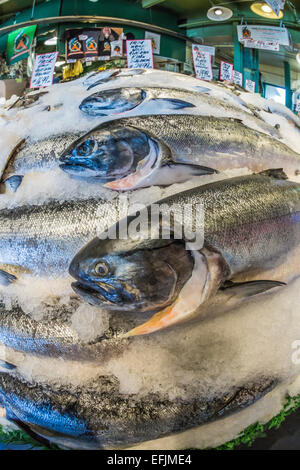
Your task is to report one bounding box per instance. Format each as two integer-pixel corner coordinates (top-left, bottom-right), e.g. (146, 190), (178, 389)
(0, 68), (299, 449)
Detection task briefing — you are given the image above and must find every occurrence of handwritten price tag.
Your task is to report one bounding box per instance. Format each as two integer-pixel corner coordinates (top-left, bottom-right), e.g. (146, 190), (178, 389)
(245, 79), (256, 93)
(192, 46), (212, 81)
(220, 61), (233, 82)
(30, 52), (58, 89)
(233, 70), (243, 86)
(126, 39), (153, 69)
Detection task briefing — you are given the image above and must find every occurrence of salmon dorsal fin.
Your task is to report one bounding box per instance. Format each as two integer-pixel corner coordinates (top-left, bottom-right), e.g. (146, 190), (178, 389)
(256, 168), (288, 180)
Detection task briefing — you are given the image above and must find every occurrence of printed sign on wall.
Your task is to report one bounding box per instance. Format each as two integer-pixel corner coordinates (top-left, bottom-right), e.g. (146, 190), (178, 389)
(110, 40), (123, 57)
(245, 79), (256, 93)
(7, 25), (37, 65)
(65, 28), (123, 62)
(233, 70), (243, 86)
(220, 61), (233, 81)
(237, 25), (289, 46)
(145, 31), (161, 55)
(126, 39), (154, 69)
(98, 27), (123, 58)
(192, 45), (212, 81)
(30, 52), (58, 89)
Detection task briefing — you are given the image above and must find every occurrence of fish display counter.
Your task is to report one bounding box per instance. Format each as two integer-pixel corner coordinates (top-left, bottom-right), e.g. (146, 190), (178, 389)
(0, 68), (299, 449)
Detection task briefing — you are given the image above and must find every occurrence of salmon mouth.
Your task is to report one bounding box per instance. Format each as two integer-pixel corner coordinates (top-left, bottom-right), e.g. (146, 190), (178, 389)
(71, 279), (140, 310)
(71, 281), (114, 306)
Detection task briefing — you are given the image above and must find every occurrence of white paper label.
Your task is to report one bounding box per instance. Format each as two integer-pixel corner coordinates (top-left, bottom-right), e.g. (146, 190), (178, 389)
(126, 39), (153, 69)
(220, 61), (233, 81)
(192, 46), (212, 81)
(30, 51), (58, 89)
(233, 70), (243, 86)
(145, 31), (161, 54)
(245, 79), (256, 93)
(110, 40), (123, 57)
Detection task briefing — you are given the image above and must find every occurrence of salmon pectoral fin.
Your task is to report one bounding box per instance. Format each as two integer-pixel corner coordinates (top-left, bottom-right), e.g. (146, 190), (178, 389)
(0, 269), (17, 286)
(0, 360), (16, 370)
(140, 163), (218, 188)
(122, 305), (178, 338)
(257, 168), (288, 180)
(150, 98), (196, 110)
(220, 279), (286, 299)
(2, 175), (23, 193)
(0, 264), (31, 285)
(122, 249), (217, 338)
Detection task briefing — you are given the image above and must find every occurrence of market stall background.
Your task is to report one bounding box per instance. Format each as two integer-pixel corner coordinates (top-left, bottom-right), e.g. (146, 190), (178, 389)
(0, 1), (298, 108)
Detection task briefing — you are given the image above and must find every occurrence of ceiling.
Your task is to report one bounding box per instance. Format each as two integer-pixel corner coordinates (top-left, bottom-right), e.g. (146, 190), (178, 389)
(142, 0), (300, 17)
(0, 0), (46, 18)
(144, 0), (248, 14)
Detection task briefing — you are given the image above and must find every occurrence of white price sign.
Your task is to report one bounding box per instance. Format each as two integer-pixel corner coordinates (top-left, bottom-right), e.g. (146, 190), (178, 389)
(245, 79), (256, 93)
(126, 39), (153, 69)
(220, 61), (233, 82)
(233, 70), (243, 86)
(30, 52), (58, 89)
(192, 46), (212, 81)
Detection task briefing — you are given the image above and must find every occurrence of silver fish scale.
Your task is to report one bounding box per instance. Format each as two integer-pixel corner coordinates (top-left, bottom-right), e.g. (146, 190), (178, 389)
(159, 175), (300, 276)
(135, 87), (280, 136)
(0, 198), (117, 276)
(0, 372), (277, 448)
(112, 115), (300, 167)
(0, 299), (128, 360)
(3, 133), (81, 179)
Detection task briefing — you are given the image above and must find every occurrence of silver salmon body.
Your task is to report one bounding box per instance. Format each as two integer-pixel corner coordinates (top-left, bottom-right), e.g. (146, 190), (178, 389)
(79, 85), (281, 139)
(60, 115), (300, 191)
(70, 172), (300, 336)
(0, 197), (119, 279)
(0, 371), (277, 449)
(1, 133), (81, 193)
(0, 299), (131, 361)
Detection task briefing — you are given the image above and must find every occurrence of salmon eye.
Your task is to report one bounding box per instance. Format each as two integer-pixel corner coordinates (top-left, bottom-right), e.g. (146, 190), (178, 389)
(94, 262), (109, 276)
(77, 139), (97, 156)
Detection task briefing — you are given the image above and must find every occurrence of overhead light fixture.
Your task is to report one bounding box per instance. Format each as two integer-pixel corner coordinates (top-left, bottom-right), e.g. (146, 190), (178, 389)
(261, 4), (272, 12)
(296, 52), (300, 65)
(250, 2), (284, 19)
(44, 36), (57, 46)
(89, 0), (99, 2)
(207, 6), (233, 21)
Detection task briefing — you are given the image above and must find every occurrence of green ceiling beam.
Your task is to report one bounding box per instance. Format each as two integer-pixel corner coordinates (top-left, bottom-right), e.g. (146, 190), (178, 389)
(181, 17), (299, 29)
(142, 0), (165, 8)
(186, 21), (300, 44)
